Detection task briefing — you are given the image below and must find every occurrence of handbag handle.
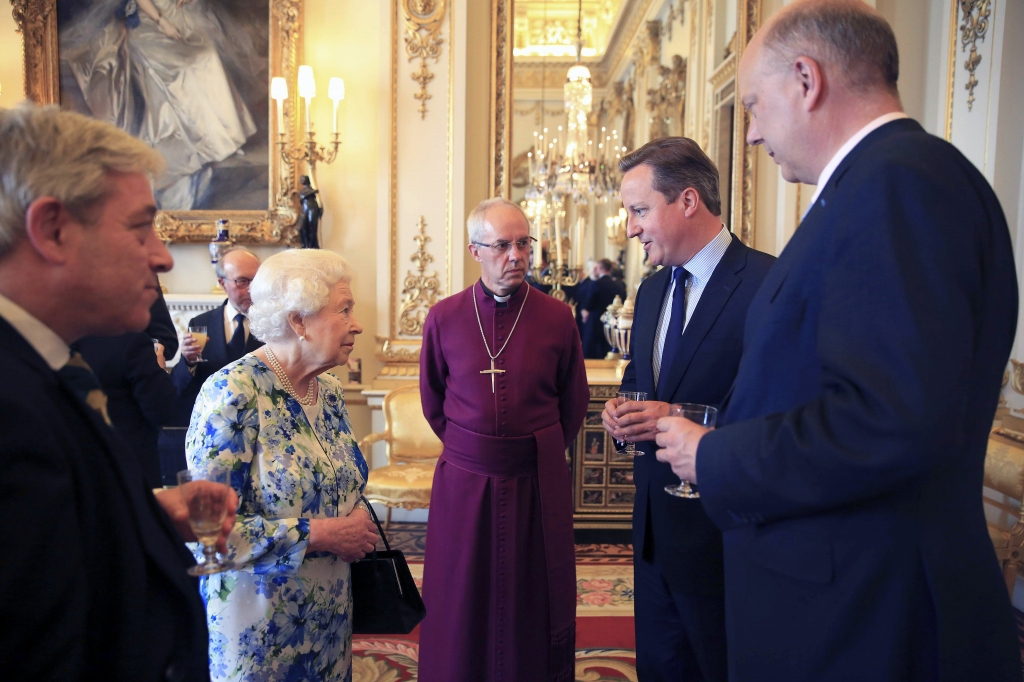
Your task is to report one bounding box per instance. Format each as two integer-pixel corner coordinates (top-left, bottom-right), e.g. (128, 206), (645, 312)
(360, 496), (392, 553)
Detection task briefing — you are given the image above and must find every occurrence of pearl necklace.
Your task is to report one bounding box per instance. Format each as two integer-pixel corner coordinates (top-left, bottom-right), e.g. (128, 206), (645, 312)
(264, 346), (318, 406)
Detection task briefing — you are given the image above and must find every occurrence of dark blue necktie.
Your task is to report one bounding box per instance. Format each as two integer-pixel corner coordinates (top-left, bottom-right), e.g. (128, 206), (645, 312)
(227, 313), (246, 358)
(58, 351), (112, 426)
(657, 267), (688, 399)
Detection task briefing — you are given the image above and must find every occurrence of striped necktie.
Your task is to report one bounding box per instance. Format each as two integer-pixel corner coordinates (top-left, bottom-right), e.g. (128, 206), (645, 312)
(58, 351), (112, 426)
(655, 267), (689, 399)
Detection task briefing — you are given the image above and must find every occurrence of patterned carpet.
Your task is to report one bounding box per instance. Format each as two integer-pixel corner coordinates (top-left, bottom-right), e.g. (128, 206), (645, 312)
(352, 523), (636, 681)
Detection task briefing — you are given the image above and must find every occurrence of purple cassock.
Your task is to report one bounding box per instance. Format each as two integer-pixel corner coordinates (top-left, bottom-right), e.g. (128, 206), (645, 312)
(418, 281), (590, 682)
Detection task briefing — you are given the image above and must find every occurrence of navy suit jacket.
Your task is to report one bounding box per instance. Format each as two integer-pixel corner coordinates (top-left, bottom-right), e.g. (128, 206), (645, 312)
(77, 331), (178, 489)
(698, 119), (1020, 680)
(0, 319), (209, 681)
(581, 275), (624, 358)
(170, 302), (263, 427)
(620, 237), (774, 595)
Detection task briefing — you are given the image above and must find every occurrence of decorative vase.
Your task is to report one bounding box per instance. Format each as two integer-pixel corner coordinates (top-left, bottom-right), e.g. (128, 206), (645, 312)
(209, 219), (233, 293)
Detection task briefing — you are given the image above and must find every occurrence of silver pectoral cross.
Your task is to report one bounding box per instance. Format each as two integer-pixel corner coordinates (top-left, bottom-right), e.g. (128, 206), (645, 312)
(480, 358), (506, 393)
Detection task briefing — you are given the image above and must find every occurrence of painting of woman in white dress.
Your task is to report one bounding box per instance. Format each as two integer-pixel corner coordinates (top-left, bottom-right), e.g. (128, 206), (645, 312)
(57, 0), (269, 211)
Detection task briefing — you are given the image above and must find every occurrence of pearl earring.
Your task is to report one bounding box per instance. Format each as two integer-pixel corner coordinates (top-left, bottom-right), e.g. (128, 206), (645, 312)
(299, 335), (306, 342)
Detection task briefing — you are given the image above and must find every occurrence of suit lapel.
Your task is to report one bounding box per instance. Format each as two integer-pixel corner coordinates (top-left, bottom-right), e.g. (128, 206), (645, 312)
(632, 268), (670, 397)
(657, 239), (745, 402)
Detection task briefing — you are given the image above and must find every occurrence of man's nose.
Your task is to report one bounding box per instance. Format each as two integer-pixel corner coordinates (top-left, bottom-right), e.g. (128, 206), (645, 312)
(150, 233), (173, 273)
(626, 217), (640, 239)
(746, 117), (762, 146)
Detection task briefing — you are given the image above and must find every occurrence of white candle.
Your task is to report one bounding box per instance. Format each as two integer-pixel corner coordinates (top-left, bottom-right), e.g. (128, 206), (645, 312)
(328, 78), (345, 134)
(297, 65), (316, 134)
(271, 77), (288, 134)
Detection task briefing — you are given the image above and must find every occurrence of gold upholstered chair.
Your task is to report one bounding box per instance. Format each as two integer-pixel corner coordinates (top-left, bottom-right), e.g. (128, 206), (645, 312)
(984, 429), (1024, 595)
(360, 385), (442, 528)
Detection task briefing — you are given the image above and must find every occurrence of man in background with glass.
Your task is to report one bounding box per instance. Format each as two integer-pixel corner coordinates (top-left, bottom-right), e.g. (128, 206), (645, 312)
(167, 246), (263, 469)
(601, 137), (774, 682)
(0, 103), (236, 680)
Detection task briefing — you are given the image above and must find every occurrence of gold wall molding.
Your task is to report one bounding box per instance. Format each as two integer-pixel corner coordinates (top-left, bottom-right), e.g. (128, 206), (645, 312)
(403, 0), (447, 119)
(398, 217), (442, 336)
(958, 0), (991, 112)
(14, 0), (304, 245)
(730, 0), (761, 247)
(490, 0), (513, 198)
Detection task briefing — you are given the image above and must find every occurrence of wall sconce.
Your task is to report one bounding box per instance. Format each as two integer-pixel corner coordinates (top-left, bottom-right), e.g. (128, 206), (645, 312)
(606, 207), (628, 248)
(271, 65), (344, 185)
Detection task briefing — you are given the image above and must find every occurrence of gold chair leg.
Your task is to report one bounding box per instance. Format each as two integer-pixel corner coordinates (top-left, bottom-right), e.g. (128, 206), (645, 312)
(1003, 558), (1020, 597)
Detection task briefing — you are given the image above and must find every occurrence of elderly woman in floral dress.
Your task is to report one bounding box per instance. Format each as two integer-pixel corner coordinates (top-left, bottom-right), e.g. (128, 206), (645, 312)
(186, 249), (378, 681)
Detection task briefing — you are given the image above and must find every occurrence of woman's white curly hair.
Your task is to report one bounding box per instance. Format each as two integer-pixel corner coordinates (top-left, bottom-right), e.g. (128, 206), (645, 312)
(248, 249), (352, 342)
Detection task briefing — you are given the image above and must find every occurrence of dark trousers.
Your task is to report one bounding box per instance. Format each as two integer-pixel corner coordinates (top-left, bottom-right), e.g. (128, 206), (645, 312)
(634, 555), (728, 682)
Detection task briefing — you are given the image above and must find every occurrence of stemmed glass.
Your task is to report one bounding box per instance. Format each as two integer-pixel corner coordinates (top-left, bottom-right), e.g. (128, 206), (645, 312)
(615, 391), (648, 457)
(188, 325), (209, 363)
(177, 466), (233, 576)
(664, 403), (717, 498)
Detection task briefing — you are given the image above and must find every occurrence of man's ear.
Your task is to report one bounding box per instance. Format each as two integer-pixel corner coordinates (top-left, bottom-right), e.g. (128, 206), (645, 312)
(23, 197), (75, 265)
(793, 55), (825, 111)
(468, 243), (483, 263)
(681, 188), (701, 218)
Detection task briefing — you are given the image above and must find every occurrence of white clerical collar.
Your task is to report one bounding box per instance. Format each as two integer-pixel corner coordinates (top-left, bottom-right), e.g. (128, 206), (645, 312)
(807, 111), (909, 215)
(493, 293), (511, 303)
(0, 291), (71, 369)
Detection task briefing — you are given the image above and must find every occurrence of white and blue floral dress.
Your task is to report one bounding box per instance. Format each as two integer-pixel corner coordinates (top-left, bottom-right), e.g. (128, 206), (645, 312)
(186, 355), (368, 682)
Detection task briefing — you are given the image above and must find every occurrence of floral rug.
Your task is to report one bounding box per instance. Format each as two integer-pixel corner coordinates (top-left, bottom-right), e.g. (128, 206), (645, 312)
(353, 526), (636, 681)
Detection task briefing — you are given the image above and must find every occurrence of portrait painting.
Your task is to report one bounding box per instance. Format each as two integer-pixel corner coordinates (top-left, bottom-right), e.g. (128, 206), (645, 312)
(582, 490), (604, 506)
(56, 0), (268, 210)
(583, 431), (606, 462)
(16, 0), (302, 244)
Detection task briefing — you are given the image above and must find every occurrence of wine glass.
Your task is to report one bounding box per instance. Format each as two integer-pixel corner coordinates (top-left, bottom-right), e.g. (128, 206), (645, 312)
(188, 325), (209, 363)
(177, 466), (233, 576)
(615, 391), (648, 457)
(664, 403), (717, 498)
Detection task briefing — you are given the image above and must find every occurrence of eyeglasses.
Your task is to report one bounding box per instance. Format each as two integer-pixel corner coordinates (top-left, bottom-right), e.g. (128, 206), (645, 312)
(472, 236), (537, 255)
(224, 277), (252, 289)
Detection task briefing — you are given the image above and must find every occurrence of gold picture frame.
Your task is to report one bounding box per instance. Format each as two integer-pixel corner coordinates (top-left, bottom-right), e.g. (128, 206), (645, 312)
(12, 0), (304, 245)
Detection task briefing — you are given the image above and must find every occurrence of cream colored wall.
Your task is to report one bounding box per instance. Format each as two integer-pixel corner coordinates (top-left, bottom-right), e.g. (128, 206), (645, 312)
(0, 10), (22, 102)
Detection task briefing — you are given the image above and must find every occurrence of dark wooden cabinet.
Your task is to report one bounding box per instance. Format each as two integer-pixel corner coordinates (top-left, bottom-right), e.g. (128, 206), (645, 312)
(569, 383), (633, 528)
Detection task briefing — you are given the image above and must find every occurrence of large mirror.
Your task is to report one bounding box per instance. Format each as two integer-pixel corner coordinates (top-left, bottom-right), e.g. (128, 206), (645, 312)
(491, 0), (760, 305)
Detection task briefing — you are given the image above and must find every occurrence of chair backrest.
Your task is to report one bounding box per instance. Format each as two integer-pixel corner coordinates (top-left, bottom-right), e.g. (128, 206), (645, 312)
(984, 430), (1024, 528)
(382, 385), (443, 464)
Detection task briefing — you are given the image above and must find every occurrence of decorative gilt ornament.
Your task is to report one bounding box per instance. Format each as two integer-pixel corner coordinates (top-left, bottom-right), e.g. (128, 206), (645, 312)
(402, 0), (447, 119)
(1009, 359), (1024, 395)
(958, 0), (991, 111)
(398, 217), (441, 336)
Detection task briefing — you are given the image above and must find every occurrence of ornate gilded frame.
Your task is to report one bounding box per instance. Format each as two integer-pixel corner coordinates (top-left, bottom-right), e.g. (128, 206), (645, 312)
(488, 0), (761, 246)
(12, 0), (304, 245)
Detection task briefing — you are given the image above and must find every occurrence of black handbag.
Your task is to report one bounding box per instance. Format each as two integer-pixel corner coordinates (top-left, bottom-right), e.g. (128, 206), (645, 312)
(351, 498), (426, 634)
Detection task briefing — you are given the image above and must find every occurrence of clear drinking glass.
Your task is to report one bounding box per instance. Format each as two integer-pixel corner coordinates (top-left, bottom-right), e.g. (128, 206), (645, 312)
(188, 325), (209, 363)
(664, 403), (718, 499)
(615, 391), (648, 457)
(177, 466), (232, 576)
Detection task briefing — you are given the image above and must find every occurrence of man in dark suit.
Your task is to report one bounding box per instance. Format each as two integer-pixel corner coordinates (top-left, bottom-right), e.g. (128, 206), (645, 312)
(77, 331), (178, 489)
(168, 247), (262, 446)
(655, 2), (1020, 680)
(602, 137), (774, 681)
(0, 103), (236, 680)
(580, 258), (627, 359)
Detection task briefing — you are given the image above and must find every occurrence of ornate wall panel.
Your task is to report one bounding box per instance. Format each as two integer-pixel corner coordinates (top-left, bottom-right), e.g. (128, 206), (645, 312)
(376, 0), (464, 385)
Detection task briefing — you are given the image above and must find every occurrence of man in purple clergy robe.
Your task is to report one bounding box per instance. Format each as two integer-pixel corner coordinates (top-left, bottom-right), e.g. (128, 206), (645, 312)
(419, 198), (590, 682)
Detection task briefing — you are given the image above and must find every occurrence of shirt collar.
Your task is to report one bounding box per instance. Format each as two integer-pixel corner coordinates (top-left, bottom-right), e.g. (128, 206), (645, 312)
(808, 112), (909, 212)
(479, 281), (522, 303)
(0, 292), (71, 370)
(225, 299), (245, 320)
(677, 225), (733, 284)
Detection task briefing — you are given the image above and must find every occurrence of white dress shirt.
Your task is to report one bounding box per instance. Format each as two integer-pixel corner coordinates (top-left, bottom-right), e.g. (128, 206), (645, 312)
(0, 292), (70, 370)
(652, 225), (733, 389)
(223, 300), (250, 345)
(806, 111), (909, 215)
